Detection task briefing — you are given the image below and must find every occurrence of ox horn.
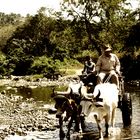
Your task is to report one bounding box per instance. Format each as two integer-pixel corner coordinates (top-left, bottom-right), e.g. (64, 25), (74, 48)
(53, 95), (68, 102)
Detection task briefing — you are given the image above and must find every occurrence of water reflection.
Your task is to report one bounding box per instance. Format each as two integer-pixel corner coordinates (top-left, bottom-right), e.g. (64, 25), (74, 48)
(0, 85), (67, 103)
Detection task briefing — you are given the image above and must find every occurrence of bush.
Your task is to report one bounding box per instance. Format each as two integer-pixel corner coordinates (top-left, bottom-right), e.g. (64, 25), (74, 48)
(75, 50), (99, 63)
(31, 56), (60, 75)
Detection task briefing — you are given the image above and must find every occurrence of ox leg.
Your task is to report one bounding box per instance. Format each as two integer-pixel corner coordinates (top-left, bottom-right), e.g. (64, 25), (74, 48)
(94, 114), (103, 138)
(79, 105), (86, 132)
(80, 116), (86, 132)
(74, 114), (80, 132)
(66, 117), (73, 138)
(67, 114), (80, 137)
(59, 117), (65, 138)
(104, 122), (109, 137)
(73, 105), (80, 132)
(111, 108), (116, 127)
(104, 113), (110, 137)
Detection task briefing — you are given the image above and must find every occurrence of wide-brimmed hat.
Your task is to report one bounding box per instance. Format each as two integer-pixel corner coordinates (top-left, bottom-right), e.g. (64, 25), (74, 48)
(104, 44), (112, 52)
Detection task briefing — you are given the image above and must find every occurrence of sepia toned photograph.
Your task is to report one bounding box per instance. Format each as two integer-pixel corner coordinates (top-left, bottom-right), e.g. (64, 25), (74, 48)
(0, 0), (139, 139)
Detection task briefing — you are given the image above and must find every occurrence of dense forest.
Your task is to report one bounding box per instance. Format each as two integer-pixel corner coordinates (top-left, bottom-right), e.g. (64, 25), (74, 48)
(0, 0), (140, 80)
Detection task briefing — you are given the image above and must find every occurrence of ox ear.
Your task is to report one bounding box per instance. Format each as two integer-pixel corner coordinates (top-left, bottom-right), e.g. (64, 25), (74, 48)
(96, 90), (101, 98)
(94, 90), (103, 102)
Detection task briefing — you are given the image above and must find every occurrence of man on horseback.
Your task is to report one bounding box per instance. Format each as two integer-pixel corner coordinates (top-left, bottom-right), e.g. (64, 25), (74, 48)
(95, 44), (121, 89)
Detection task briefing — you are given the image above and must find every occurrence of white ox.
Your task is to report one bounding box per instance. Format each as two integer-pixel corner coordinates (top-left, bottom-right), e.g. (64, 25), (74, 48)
(80, 83), (119, 139)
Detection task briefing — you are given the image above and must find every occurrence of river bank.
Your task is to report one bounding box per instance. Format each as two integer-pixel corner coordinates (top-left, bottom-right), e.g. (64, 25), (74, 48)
(0, 69), (83, 87)
(0, 86), (59, 139)
(0, 69), (82, 139)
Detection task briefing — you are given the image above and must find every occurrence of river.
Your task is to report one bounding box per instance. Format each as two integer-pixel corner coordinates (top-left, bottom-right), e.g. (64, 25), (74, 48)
(50, 85), (140, 140)
(3, 84), (140, 140)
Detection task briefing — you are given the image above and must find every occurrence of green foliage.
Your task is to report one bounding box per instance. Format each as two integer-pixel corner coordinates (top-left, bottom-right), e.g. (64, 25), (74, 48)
(0, 25), (17, 49)
(1, 9), (61, 76)
(59, 58), (83, 75)
(0, 12), (22, 26)
(0, 51), (7, 75)
(31, 56), (59, 74)
(0, 4), (139, 80)
(125, 21), (140, 53)
(50, 26), (82, 59)
(75, 50), (98, 63)
(61, 0), (136, 54)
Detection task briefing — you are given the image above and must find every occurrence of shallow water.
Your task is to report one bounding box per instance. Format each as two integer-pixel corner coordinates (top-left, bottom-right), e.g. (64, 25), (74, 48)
(3, 85), (140, 140)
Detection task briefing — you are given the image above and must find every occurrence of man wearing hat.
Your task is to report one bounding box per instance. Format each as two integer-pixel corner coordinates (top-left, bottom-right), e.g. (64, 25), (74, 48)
(95, 44), (121, 88)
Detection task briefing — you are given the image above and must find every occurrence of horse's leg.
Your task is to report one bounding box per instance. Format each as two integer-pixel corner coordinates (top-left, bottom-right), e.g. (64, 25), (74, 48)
(59, 116), (65, 138)
(94, 114), (103, 138)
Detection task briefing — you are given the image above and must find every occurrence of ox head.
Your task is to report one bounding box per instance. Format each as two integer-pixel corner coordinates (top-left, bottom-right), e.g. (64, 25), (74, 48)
(80, 94), (94, 118)
(53, 95), (69, 118)
(80, 90), (103, 118)
(53, 95), (76, 120)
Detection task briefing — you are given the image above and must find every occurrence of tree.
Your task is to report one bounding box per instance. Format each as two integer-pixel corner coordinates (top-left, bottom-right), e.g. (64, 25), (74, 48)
(125, 20), (140, 53)
(2, 8), (56, 75)
(61, 0), (136, 54)
(2, 8), (79, 75)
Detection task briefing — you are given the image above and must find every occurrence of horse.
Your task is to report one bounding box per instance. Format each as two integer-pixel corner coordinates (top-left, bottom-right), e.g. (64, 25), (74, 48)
(80, 83), (119, 139)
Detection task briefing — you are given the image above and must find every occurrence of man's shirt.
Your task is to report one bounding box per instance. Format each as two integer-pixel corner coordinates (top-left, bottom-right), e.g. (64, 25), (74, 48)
(96, 53), (120, 73)
(83, 61), (95, 74)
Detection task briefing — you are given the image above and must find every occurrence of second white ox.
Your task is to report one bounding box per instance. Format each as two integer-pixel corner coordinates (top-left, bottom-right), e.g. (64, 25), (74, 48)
(80, 83), (119, 138)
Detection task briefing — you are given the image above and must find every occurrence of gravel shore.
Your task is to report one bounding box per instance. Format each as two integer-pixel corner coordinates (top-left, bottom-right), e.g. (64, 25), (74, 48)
(0, 69), (82, 139)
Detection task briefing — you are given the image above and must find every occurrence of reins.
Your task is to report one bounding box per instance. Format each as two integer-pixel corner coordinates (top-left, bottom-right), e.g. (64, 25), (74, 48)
(104, 73), (112, 83)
